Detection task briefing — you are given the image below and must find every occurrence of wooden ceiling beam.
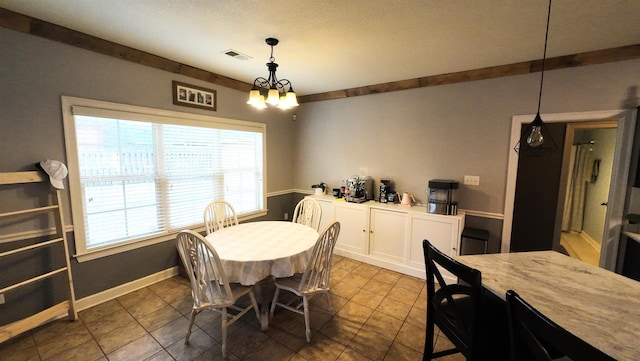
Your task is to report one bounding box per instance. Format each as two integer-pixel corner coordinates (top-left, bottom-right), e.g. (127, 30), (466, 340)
(299, 45), (640, 103)
(2, 7), (639, 105)
(0, 7), (252, 93)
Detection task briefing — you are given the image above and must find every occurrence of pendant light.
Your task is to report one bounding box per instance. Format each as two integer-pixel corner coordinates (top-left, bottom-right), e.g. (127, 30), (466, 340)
(247, 38), (298, 110)
(515, 0), (556, 156)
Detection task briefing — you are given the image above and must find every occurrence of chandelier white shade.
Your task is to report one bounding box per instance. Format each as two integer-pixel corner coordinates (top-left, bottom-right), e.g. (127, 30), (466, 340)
(247, 38), (298, 110)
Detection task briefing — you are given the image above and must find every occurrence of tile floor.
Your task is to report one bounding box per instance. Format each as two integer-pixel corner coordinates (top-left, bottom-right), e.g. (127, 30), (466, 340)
(0, 255), (463, 361)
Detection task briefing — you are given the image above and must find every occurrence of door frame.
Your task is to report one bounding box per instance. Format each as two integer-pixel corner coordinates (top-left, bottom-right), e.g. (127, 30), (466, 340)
(502, 109), (637, 271)
(558, 121), (618, 255)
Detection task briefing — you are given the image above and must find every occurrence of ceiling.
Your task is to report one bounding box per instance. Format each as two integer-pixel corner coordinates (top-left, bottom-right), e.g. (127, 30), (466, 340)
(2, 0), (640, 96)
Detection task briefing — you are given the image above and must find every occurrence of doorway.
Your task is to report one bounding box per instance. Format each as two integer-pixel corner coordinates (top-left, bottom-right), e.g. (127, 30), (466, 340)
(502, 109), (637, 272)
(559, 123), (617, 266)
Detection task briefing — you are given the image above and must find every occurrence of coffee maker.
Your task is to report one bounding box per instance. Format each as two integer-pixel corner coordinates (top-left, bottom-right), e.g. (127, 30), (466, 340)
(427, 179), (459, 215)
(379, 179), (392, 203)
(346, 176), (374, 203)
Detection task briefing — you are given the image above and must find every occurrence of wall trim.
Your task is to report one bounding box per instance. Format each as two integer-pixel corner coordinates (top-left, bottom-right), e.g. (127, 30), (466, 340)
(267, 189), (300, 197)
(291, 189), (314, 195)
(459, 209), (504, 220)
(75, 267), (179, 312)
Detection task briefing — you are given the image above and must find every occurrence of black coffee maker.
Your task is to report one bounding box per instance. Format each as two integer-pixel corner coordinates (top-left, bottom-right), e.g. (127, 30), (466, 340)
(379, 179), (392, 203)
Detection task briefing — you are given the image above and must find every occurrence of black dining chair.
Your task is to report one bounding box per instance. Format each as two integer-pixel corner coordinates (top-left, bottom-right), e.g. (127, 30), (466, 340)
(423, 240), (509, 360)
(505, 290), (615, 361)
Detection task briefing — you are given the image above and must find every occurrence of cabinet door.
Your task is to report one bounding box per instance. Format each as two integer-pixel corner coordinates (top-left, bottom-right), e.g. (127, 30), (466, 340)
(408, 215), (459, 270)
(334, 203), (368, 254)
(317, 199), (335, 232)
(370, 209), (407, 263)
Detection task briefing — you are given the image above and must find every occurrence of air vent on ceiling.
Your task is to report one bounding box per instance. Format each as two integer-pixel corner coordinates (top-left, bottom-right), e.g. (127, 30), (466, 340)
(223, 49), (251, 61)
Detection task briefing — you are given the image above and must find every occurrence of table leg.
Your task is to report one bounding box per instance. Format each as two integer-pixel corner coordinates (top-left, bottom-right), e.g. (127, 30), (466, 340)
(253, 276), (276, 331)
(260, 300), (269, 331)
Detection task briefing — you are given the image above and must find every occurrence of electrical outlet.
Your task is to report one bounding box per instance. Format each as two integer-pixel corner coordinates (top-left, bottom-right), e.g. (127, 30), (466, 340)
(284, 212), (289, 220)
(464, 175), (480, 186)
(0, 294), (5, 304)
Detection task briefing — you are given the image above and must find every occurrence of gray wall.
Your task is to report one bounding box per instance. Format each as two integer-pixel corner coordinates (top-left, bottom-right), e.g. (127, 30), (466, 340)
(0, 27), (296, 191)
(0, 26), (296, 323)
(294, 58), (640, 252)
(294, 61), (640, 212)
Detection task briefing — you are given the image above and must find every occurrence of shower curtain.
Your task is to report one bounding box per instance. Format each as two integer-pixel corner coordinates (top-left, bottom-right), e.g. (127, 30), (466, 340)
(562, 144), (592, 232)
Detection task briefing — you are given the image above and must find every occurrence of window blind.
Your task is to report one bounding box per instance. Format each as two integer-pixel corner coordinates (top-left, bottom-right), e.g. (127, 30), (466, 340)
(64, 98), (265, 256)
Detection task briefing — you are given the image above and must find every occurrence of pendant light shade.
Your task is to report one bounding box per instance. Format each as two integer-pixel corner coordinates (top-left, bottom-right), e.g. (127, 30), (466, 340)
(247, 38), (298, 110)
(515, 0), (557, 156)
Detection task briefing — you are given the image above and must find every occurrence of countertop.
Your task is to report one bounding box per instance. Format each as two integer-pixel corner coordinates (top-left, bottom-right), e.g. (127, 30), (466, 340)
(307, 194), (465, 219)
(623, 231), (640, 244)
(456, 251), (640, 360)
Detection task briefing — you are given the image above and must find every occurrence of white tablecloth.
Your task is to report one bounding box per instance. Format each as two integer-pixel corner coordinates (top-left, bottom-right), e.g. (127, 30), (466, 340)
(204, 221), (318, 285)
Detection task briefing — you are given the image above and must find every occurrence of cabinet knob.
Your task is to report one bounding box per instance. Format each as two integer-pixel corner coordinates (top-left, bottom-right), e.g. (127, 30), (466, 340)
(370, 230), (373, 234)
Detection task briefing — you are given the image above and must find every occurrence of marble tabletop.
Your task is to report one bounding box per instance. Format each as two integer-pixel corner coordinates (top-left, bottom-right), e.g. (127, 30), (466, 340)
(456, 251), (640, 361)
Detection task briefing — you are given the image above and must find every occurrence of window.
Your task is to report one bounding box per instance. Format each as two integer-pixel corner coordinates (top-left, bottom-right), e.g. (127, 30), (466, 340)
(62, 97), (266, 261)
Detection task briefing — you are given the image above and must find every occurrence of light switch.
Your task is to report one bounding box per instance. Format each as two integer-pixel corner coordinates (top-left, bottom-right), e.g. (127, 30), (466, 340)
(464, 175), (480, 186)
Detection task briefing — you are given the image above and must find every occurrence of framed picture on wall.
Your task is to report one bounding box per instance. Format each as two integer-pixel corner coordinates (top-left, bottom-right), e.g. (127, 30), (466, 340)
(172, 81), (217, 111)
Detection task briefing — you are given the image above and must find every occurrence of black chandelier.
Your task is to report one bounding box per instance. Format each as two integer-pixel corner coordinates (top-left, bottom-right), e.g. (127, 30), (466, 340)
(515, 0), (557, 156)
(247, 38), (298, 109)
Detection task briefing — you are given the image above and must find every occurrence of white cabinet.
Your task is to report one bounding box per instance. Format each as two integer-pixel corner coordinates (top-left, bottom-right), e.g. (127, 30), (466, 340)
(334, 203), (369, 254)
(407, 213), (462, 271)
(309, 195), (463, 279)
(317, 199), (368, 254)
(317, 199), (334, 232)
(369, 208), (407, 263)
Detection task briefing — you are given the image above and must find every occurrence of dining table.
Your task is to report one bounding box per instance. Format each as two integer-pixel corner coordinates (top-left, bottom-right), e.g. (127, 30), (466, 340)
(204, 220), (319, 329)
(455, 251), (640, 360)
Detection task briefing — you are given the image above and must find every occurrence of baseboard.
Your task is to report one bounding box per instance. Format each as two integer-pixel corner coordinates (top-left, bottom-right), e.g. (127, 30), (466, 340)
(75, 267), (179, 312)
(580, 231), (601, 251)
(334, 249), (426, 279)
